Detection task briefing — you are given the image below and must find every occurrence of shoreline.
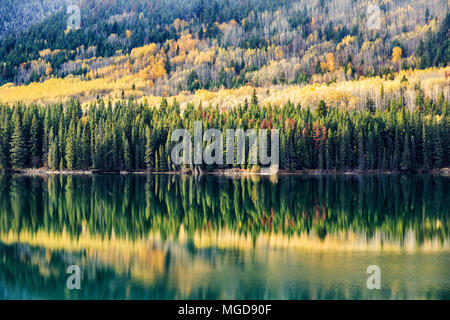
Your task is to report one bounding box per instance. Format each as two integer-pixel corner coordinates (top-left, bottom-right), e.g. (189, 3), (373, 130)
(3, 167), (450, 177)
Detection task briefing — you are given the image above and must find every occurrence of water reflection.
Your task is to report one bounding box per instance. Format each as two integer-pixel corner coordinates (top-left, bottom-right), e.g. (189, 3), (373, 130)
(0, 174), (448, 299)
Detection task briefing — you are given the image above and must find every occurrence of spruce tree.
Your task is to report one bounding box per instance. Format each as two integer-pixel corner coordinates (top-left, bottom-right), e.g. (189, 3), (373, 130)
(48, 129), (59, 170)
(80, 124), (90, 169)
(145, 127), (154, 170)
(400, 134), (411, 171)
(158, 145), (168, 172)
(65, 119), (76, 170)
(357, 130), (366, 170)
(410, 135), (416, 171)
(317, 100), (327, 118)
(123, 133), (131, 171)
(0, 128), (7, 170)
(422, 123), (431, 170)
(29, 115), (41, 167)
(251, 88), (258, 106)
(431, 124), (443, 169)
(10, 111), (27, 168)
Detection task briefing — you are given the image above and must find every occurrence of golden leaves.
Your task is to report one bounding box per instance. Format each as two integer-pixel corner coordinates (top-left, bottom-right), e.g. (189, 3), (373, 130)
(325, 53), (335, 73)
(336, 36), (356, 51)
(137, 56), (166, 82)
(131, 43), (157, 60)
(177, 34), (197, 54)
(392, 47), (403, 63)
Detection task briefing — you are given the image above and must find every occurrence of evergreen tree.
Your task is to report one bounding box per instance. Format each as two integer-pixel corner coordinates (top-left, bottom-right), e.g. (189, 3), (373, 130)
(0, 128), (7, 170)
(145, 126), (155, 170)
(10, 110), (27, 168)
(422, 123), (431, 170)
(65, 119), (76, 170)
(123, 133), (131, 171)
(29, 115), (41, 167)
(431, 124), (443, 169)
(48, 129), (59, 170)
(401, 133), (411, 171)
(357, 130), (366, 170)
(80, 124), (90, 169)
(251, 88), (258, 106)
(317, 100), (328, 118)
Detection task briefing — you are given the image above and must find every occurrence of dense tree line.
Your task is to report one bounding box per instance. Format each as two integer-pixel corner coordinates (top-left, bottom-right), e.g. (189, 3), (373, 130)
(0, 92), (448, 172)
(416, 12), (450, 69)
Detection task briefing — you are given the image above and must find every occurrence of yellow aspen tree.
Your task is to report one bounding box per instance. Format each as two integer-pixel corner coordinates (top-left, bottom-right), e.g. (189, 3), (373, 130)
(392, 47), (402, 72)
(325, 53), (335, 73)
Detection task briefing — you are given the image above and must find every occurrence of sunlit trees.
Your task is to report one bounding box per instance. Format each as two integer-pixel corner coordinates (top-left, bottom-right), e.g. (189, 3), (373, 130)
(392, 47), (403, 72)
(1, 0), (448, 96)
(0, 90), (447, 173)
(10, 109), (27, 168)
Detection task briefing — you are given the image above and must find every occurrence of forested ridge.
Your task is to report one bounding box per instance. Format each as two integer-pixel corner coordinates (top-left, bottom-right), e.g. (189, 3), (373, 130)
(0, 0), (448, 104)
(0, 90), (448, 172)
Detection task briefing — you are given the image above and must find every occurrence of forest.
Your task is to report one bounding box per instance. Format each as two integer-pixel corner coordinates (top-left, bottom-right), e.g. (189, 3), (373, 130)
(0, 1), (448, 174)
(0, 88), (448, 173)
(0, 0), (448, 102)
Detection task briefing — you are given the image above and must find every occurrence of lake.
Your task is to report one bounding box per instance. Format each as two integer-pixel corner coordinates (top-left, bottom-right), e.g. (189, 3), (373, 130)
(0, 174), (448, 300)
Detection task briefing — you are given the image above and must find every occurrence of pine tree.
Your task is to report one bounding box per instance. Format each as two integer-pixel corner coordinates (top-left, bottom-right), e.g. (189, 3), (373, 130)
(251, 88), (258, 106)
(58, 117), (65, 169)
(338, 124), (350, 169)
(155, 150), (160, 172)
(80, 124), (90, 169)
(48, 129), (59, 170)
(431, 124), (443, 169)
(158, 145), (168, 172)
(145, 126), (154, 170)
(65, 119), (76, 170)
(400, 134), (411, 171)
(29, 115), (41, 168)
(366, 95), (375, 114)
(123, 133), (131, 171)
(0, 128), (7, 170)
(367, 130), (375, 170)
(422, 123), (431, 170)
(160, 98), (168, 115)
(392, 128), (400, 170)
(317, 100), (327, 118)
(325, 129), (333, 170)
(76, 121), (83, 168)
(410, 135), (416, 171)
(10, 111), (27, 168)
(357, 130), (366, 170)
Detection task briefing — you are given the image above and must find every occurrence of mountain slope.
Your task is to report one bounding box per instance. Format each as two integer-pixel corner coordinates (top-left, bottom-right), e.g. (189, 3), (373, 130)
(0, 0), (68, 39)
(0, 0), (448, 110)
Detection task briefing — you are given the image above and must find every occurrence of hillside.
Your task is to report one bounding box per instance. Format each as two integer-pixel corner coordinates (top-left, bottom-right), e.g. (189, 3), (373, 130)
(0, 0), (69, 39)
(0, 0), (448, 110)
(0, 67), (448, 112)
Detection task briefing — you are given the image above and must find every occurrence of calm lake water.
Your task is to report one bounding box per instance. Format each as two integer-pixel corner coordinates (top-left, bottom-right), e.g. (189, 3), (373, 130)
(0, 174), (448, 300)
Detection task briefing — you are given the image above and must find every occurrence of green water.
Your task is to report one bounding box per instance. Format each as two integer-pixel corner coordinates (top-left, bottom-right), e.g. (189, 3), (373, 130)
(0, 174), (448, 300)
